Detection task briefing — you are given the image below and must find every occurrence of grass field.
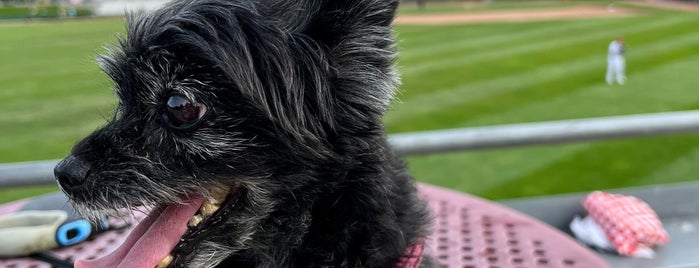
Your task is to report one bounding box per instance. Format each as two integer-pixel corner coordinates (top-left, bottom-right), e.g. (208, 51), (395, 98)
(1, 2), (699, 203)
(398, 0), (593, 14)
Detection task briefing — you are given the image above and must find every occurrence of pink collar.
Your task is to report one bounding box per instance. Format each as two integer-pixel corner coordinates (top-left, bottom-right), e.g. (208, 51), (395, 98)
(394, 241), (424, 268)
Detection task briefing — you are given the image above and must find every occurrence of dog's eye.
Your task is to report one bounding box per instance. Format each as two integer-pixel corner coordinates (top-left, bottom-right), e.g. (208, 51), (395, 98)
(163, 95), (207, 129)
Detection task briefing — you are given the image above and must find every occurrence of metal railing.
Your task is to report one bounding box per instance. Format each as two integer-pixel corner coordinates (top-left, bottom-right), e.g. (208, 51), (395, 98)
(3, 110), (699, 188)
(390, 110), (699, 155)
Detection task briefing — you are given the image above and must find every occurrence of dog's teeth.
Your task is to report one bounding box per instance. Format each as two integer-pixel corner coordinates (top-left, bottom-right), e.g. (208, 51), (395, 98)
(200, 201), (220, 216)
(209, 187), (230, 205)
(155, 255), (173, 268)
(188, 215), (203, 228)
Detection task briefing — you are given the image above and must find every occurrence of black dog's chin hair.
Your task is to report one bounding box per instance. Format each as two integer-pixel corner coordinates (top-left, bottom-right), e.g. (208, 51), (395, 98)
(66, 0), (433, 267)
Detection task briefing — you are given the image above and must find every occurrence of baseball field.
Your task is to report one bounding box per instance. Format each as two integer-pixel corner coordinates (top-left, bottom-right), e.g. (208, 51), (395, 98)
(1, 1), (699, 202)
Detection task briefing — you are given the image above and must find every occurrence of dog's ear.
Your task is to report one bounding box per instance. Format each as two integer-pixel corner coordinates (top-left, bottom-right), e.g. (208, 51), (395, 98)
(265, 0), (399, 45)
(261, 0), (401, 126)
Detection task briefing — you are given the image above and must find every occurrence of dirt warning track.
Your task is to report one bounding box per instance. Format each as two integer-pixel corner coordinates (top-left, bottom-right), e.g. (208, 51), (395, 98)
(394, 5), (637, 25)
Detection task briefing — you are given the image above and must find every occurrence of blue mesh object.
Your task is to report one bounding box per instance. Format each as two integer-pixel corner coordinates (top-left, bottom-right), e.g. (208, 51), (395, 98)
(56, 219), (92, 246)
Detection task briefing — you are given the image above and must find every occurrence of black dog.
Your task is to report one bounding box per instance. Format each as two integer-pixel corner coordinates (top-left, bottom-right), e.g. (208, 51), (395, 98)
(54, 0), (432, 267)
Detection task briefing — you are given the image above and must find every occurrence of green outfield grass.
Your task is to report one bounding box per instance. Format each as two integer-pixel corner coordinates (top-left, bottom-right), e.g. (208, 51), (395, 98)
(1, 3), (698, 203)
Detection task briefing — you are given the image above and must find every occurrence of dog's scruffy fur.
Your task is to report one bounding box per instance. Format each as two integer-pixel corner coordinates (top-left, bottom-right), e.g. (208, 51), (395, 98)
(55, 0), (432, 267)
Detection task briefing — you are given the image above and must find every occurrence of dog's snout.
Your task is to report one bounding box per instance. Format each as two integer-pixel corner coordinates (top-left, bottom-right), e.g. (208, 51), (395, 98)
(55, 155), (91, 190)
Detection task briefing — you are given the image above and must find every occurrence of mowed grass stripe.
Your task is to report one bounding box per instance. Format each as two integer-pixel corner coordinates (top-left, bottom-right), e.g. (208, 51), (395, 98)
(392, 16), (593, 47)
(0, 94), (114, 125)
(0, 70), (111, 102)
(400, 16), (692, 76)
(398, 17), (618, 61)
(406, 143), (589, 195)
(460, 53), (699, 127)
(0, 115), (107, 162)
(0, 19), (123, 41)
(387, 31), (699, 132)
(0, 51), (107, 86)
(0, 86), (115, 163)
(638, 147), (699, 185)
(396, 23), (525, 47)
(480, 134), (699, 199)
(0, 55), (101, 84)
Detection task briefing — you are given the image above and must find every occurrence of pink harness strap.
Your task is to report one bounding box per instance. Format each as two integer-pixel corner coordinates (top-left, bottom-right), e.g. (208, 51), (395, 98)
(395, 241), (424, 268)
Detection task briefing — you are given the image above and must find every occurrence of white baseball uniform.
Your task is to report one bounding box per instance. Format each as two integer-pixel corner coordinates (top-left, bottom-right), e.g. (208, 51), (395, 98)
(606, 40), (626, 85)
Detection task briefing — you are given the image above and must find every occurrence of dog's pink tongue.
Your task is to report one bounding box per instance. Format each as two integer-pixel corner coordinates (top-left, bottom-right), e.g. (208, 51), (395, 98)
(76, 197), (205, 268)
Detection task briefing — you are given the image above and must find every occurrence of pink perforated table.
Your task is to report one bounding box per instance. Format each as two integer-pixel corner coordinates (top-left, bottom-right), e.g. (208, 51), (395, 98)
(418, 184), (609, 268)
(0, 184), (610, 268)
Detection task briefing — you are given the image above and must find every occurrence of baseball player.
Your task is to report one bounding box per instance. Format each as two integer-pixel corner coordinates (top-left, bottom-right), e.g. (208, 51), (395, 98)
(606, 36), (626, 85)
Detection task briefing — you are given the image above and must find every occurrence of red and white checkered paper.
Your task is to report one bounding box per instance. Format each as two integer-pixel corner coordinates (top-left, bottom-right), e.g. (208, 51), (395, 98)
(583, 191), (669, 256)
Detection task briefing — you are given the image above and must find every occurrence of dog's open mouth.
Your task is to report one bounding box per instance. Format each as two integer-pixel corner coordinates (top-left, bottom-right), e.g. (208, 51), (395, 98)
(75, 185), (241, 268)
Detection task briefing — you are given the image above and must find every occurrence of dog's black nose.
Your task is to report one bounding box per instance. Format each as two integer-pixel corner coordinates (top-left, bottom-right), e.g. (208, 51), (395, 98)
(55, 155), (91, 191)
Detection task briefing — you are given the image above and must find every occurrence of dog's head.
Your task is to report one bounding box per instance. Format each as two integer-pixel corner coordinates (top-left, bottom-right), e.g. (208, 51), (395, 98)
(55, 0), (399, 267)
